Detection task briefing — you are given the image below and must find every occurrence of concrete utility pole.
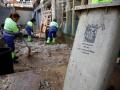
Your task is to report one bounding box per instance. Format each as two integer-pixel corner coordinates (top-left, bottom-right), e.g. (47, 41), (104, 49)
(51, 0), (56, 20)
(64, 2), (120, 90)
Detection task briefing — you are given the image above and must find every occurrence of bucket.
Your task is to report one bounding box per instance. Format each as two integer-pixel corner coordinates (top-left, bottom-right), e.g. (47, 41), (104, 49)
(0, 47), (14, 75)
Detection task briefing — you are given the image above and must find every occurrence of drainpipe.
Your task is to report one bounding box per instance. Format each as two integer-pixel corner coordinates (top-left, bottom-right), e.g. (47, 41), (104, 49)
(72, 0), (75, 36)
(66, 0), (71, 35)
(51, 0), (56, 20)
(66, 0), (69, 34)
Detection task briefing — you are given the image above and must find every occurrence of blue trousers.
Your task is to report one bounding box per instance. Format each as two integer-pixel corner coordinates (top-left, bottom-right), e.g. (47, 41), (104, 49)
(25, 26), (32, 36)
(3, 32), (15, 51)
(48, 26), (58, 39)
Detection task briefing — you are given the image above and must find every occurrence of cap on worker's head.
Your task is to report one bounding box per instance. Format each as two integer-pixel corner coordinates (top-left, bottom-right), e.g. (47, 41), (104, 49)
(10, 13), (20, 18)
(53, 19), (57, 22)
(10, 13), (20, 19)
(9, 13), (20, 22)
(0, 23), (4, 29)
(31, 18), (36, 22)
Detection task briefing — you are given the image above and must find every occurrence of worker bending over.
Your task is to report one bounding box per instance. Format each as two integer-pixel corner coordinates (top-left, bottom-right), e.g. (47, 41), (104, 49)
(3, 13), (21, 63)
(47, 19), (58, 44)
(25, 18), (36, 42)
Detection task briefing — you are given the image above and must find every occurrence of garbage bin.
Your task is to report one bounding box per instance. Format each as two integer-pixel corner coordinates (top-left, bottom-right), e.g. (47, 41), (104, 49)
(0, 47), (14, 75)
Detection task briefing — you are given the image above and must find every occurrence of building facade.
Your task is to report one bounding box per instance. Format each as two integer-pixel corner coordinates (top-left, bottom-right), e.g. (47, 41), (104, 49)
(33, 0), (69, 35)
(2, 0), (34, 8)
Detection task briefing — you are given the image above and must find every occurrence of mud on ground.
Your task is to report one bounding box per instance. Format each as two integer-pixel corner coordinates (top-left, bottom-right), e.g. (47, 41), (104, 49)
(1, 37), (119, 90)
(0, 38), (71, 90)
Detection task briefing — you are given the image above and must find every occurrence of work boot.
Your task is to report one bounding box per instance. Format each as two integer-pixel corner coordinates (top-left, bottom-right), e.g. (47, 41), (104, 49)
(46, 37), (51, 44)
(52, 38), (56, 44)
(12, 52), (19, 64)
(27, 36), (32, 42)
(12, 52), (16, 60)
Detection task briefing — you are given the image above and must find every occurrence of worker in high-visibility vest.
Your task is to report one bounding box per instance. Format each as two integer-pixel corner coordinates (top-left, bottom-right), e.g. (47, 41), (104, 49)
(25, 18), (36, 42)
(46, 19), (58, 44)
(92, 0), (112, 4)
(3, 13), (21, 63)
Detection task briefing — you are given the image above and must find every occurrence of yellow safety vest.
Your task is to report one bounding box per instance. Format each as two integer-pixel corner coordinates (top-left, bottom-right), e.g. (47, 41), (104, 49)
(92, 0), (112, 4)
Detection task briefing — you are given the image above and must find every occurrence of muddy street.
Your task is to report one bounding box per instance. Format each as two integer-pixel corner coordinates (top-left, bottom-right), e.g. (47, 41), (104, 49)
(0, 38), (71, 90)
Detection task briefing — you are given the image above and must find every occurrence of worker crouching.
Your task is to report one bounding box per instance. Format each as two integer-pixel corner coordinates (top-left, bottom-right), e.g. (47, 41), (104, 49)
(47, 19), (58, 44)
(25, 18), (36, 42)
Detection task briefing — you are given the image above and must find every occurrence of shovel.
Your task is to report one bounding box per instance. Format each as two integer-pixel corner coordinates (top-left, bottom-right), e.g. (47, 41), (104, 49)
(19, 34), (31, 57)
(22, 37), (31, 57)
